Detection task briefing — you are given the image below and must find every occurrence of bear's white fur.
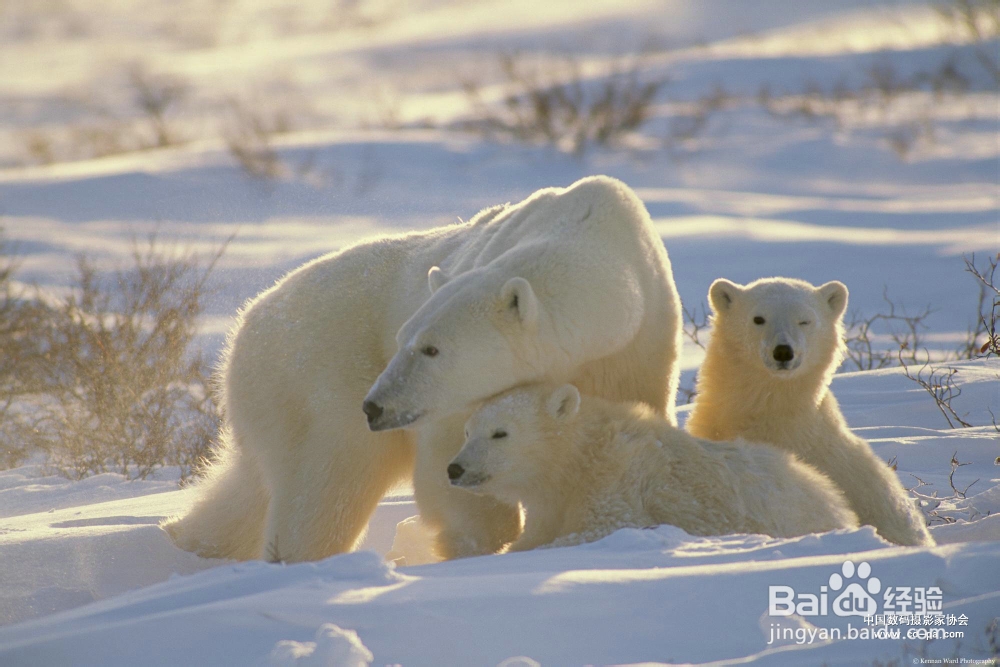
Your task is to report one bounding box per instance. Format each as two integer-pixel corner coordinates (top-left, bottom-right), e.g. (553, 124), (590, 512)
(685, 277), (933, 547)
(449, 383), (859, 551)
(163, 176), (683, 562)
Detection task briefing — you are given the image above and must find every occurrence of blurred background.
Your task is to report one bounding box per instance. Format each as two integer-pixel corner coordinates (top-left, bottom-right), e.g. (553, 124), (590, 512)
(4, 0), (992, 173)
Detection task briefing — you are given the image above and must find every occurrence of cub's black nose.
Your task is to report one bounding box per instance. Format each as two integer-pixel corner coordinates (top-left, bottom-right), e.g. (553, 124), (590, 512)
(362, 400), (383, 424)
(447, 463), (465, 481)
(773, 344), (794, 362)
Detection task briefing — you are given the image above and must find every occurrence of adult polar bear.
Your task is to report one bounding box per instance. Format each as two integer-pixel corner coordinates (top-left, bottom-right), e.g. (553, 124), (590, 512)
(164, 175), (683, 562)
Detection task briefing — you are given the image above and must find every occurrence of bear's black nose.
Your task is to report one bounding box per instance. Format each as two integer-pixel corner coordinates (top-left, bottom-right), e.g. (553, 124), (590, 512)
(773, 344), (794, 362)
(362, 400), (383, 424)
(447, 463), (465, 481)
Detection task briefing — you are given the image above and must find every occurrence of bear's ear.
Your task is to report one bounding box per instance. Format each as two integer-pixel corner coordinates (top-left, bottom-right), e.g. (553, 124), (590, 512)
(427, 266), (448, 294)
(817, 281), (848, 319)
(546, 384), (581, 420)
(500, 277), (539, 329)
(708, 278), (743, 313)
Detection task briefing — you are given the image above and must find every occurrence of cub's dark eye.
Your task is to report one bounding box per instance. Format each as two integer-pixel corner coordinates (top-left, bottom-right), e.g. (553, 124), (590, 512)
(421, 345), (439, 357)
(753, 316), (765, 325)
(491, 429), (508, 439)
(799, 320), (810, 326)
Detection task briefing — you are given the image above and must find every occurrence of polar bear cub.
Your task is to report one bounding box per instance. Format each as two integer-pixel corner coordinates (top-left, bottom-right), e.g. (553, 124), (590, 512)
(448, 383), (859, 551)
(685, 277), (933, 547)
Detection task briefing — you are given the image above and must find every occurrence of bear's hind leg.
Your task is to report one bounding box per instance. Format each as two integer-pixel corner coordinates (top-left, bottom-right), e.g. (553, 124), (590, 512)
(162, 427), (269, 560)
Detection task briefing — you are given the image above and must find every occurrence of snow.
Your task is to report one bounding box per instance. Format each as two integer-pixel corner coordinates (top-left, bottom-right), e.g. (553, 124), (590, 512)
(268, 623), (375, 667)
(2, 510), (999, 664)
(0, 456), (181, 520)
(1, 0), (998, 664)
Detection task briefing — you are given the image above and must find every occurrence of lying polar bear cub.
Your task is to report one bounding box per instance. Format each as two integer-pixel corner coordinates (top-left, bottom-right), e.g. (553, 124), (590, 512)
(448, 383), (859, 551)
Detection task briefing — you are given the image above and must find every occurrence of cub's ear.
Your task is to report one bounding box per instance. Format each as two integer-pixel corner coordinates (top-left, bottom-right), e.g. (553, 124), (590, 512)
(708, 278), (743, 313)
(428, 266), (448, 294)
(546, 384), (581, 420)
(500, 277), (539, 328)
(817, 281), (848, 319)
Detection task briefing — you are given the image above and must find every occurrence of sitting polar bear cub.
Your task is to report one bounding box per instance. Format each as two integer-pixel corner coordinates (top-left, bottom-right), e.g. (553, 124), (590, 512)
(448, 383), (859, 551)
(685, 277), (933, 547)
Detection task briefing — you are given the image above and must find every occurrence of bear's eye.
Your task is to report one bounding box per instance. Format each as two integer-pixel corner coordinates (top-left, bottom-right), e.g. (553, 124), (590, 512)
(421, 345), (439, 357)
(753, 316), (765, 325)
(491, 429), (508, 439)
(799, 320), (810, 326)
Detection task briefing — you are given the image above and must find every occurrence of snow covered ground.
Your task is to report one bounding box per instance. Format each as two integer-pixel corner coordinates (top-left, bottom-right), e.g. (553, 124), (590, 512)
(2, 361), (999, 665)
(0, 0), (998, 664)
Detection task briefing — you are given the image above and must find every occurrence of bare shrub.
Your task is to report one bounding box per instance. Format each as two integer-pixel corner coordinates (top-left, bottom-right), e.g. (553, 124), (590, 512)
(986, 617), (1000, 661)
(0, 234), (226, 481)
(0, 2), (91, 43)
(864, 59), (909, 110)
(223, 97), (292, 180)
(127, 64), (189, 148)
(860, 255), (1000, 433)
(681, 301), (710, 351)
(758, 74), (872, 125)
(959, 253), (1000, 358)
(222, 84), (326, 184)
(843, 289), (933, 371)
(899, 351), (972, 429)
(909, 451), (981, 524)
(936, 0), (1000, 83)
(676, 301), (710, 405)
(758, 22), (995, 161)
(17, 63), (190, 166)
(760, 61), (942, 160)
(0, 234), (54, 468)
(0, 236), (46, 393)
(21, 131), (57, 165)
(360, 85), (406, 131)
(883, 122), (933, 160)
(843, 258), (998, 370)
(462, 51), (666, 155)
(919, 54), (973, 98)
(18, 114), (137, 167)
(266, 537), (286, 565)
(666, 85), (731, 146)
(677, 383), (698, 406)
(67, 118), (132, 159)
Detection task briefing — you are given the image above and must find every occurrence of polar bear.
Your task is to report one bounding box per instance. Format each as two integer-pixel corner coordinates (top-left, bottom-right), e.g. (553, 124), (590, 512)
(164, 176), (683, 562)
(447, 383), (858, 551)
(685, 277), (933, 547)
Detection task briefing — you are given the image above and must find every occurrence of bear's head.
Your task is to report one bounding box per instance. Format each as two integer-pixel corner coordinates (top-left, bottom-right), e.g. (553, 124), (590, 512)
(363, 266), (560, 431)
(447, 383), (581, 500)
(707, 277), (848, 379)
